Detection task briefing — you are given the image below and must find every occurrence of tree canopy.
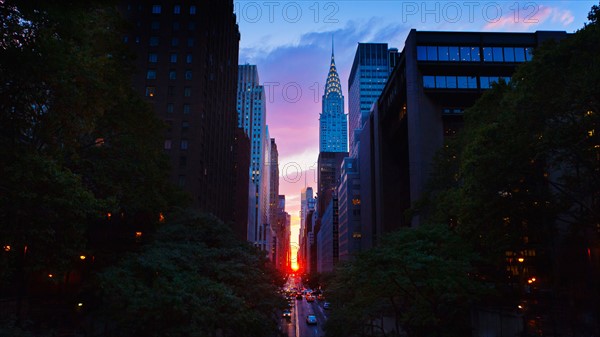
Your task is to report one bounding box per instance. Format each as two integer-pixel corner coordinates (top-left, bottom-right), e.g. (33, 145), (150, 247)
(95, 213), (285, 337)
(420, 3), (600, 334)
(324, 224), (485, 337)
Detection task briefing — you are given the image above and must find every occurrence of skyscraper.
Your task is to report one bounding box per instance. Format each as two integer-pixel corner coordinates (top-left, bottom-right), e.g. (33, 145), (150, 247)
(348, 43), (395, 157)
(319, 42), (348, 153)
(119, 1), (240, 223)
(237, 65), (270, 250)
(299, 187), (315, 270)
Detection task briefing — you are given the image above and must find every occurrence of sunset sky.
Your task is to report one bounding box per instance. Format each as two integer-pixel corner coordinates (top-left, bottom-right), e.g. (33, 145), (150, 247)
(234, 1), (598, 254)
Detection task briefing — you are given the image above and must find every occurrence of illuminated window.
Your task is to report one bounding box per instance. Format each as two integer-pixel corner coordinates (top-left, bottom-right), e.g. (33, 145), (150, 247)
(164, 139), (172, 150)
(169, 70), (176, 80)
(180, 139), (188, 150)
(146, 70), (157, 80)
(148, 53), (158, 63)
(167, 103), (174, 113)
(190, 5), (196, 15)
(174, 5), (181, 14)
(170, 53), (177, 63)
(145, 86), (156, 97)
(152, 5), (161, 14)
(149, 37), (159, 46)
(184, 87), (191, 97)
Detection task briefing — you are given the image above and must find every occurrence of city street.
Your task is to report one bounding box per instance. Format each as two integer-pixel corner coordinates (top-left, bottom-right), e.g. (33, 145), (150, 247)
(280, 277), (328, 337)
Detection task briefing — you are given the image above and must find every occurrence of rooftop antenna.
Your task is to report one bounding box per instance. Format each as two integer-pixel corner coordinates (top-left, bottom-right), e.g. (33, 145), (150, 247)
(331, 35), (334, 57)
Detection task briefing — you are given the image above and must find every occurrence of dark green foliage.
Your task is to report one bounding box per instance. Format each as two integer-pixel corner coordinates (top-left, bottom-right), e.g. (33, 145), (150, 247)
(420, 3), (600, 335)
(0, 0), (186, 334)
(96, 213), (285, 337)
(325, 224), (485, 337)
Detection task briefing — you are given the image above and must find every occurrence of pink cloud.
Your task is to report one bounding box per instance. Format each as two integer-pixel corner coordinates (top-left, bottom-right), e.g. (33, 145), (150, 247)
(483, 5), (574, 30)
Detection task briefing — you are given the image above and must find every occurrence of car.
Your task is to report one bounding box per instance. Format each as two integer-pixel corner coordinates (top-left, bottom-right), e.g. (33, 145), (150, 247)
(323, 302), (331, 310)
(306, 295), (315, 302)
(306, 314), (317, 325)
(296, 293), (303, 300)
(282, 309), (291, 319)
(317, 294), (324, 301)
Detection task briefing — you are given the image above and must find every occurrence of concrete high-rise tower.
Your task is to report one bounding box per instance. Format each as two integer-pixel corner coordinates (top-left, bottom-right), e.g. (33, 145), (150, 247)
(119, 1), (241, 226)
(237, 65), (270, 251)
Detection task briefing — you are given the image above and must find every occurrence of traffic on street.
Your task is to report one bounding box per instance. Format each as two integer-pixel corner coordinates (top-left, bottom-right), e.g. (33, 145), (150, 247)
(279, 275), (329, 337)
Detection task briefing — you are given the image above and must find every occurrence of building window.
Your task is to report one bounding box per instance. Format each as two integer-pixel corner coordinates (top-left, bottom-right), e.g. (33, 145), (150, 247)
(167, 86), (174, 96)
(183, 104), (190, 114)
(470, 47), (481, 61)
(514, 47), (526, 62)
(525, 47), (534, 61)
(169, 70), (176, 80)
(171, 38), (179, 47)
(170, 53), (177, 63)
(187, 38), (194, 47)
(188, 22), (195, 31)
(435, 76), (446, 88)
(167, 103), (174, 113)
(460, 47), (471, 61)
(483, 47), (493, 62)
(148, 53), (158, 63)
(179, 156), (187, 167)
(427, 46), (437, 61)
(185, 70), (192, 80)
(123, 36), (129, 43)
(164, 139), (172, 150)
(151, 21), (159, 30)
(172, 22), (180, 31)
(493, 47), (503, 62)
(446, 76), (457, 88)
(417, 46), (426, 60)
(437, 46), (449, 61)
(190, 5), (196, 14)
(180, 139), (188, 150)
(504, 47), (515, 62)
(146, 70), (157, 80)
(149, 37), (159, 46)
(186, 54), (192, 63)
(145, 86), (156, 97)
(178, 175), (185, 187)
(181, 121), (189, 130)
(448, 46), (459, 61)
(174, 5), (181, 14)
(152, 5), (161, 14)
(184, 87), (191, 97)
(457, 76), (477, 89)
